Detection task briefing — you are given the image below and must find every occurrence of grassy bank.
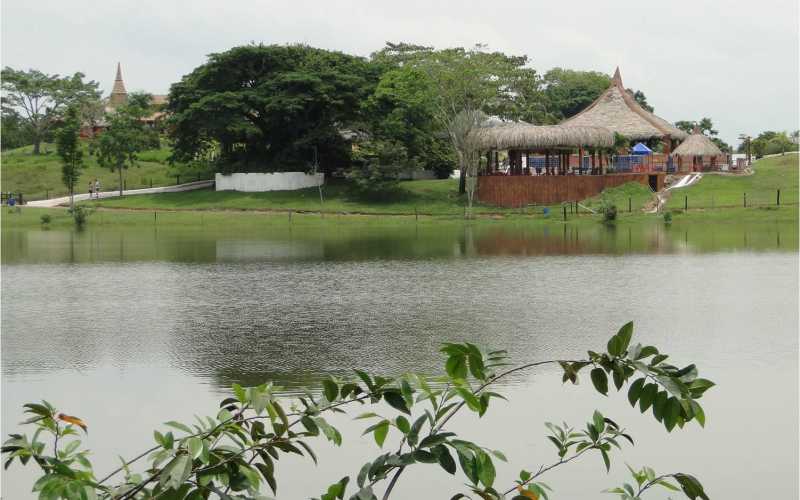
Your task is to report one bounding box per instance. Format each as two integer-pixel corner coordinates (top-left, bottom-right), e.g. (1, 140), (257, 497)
(664, 154), (798, 210)
(4, 203), (796, 232)
(0, 143), (205, 201)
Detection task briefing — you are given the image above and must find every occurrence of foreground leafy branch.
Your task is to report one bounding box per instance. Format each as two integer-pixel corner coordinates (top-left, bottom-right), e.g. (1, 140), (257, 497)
(3, 322), (713, 499)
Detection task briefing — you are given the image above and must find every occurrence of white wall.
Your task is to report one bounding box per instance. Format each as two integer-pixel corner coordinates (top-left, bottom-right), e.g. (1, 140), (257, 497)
(215, 172), (324, 192)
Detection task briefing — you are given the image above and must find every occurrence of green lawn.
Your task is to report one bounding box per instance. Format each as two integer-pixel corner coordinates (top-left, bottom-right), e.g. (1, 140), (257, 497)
(664, 154), (798, 210)
(581, 182), (655, 213)
(87, 178), (518, 216)
(0, 143), (204, 201)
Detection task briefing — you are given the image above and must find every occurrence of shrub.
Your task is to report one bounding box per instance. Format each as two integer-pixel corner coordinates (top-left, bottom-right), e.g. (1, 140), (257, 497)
(70, 205), (88, 227)
(2, 322), (713, 500)
(663, 211), (673, 224)
(603, 204), (618, 222)
(39, 213), (51, 225)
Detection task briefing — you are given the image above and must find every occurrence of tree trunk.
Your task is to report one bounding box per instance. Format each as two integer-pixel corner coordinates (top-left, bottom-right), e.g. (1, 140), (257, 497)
(119, 168), (123, 196)
(33, 139), (41, 155)
(69, 187), (74, 211)
(458, 168), (466, 194)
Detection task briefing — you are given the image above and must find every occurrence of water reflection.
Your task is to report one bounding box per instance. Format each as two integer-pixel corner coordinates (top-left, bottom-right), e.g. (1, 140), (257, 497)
(2, 220), (796, 265)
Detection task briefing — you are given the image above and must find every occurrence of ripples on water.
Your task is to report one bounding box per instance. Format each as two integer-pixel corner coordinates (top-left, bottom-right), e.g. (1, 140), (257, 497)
(1, 222), (798, 499)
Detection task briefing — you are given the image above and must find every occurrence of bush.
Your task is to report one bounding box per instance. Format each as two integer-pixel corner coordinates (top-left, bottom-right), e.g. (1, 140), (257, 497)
(70, 205), (88, 227)
(663, 211), (673, 224)
(39, 213), (51, 225)
(347, 140), (408, 198)
(603, 204), (618, 222)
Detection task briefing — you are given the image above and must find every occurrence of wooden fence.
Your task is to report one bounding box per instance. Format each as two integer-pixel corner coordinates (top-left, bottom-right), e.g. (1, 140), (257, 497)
(477, 173), (664, 207)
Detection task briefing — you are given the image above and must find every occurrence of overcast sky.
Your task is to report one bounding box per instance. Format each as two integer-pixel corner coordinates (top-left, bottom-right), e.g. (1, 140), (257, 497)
(2, 0), (798, 146)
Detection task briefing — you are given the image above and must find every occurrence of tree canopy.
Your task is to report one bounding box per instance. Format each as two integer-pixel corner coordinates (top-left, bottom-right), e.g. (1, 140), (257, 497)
(167, 44), (379, 174)
(1, 67), (100, 154)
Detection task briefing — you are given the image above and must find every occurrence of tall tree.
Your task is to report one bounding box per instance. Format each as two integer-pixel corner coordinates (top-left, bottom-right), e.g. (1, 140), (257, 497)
(541, 68), (610, 121)
(627, 89), (654, 112)
(1, 67), (100, 154)
(376, 44), (538, 195)
(55, 106), (84, 210)
(675, 117), (718, 136)
(94, 101), (154, 195)
(168, 44), (379, 174)
(0, 109), (34, 150)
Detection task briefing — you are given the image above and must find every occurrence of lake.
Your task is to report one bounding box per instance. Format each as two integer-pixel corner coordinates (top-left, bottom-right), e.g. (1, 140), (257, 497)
(2, 220), (798, 499)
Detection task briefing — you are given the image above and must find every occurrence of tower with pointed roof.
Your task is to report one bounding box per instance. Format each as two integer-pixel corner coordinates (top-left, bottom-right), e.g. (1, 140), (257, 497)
(108, 62), (128, 109)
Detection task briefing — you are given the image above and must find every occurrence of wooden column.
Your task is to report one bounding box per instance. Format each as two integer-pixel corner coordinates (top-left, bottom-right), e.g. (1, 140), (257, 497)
(662, 135), (672, 155)
(545, 151), (550, 176)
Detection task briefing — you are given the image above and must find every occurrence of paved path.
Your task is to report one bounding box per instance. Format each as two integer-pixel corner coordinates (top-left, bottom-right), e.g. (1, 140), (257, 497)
(648, 173), (702, 213)
(26, 180), (214, 208)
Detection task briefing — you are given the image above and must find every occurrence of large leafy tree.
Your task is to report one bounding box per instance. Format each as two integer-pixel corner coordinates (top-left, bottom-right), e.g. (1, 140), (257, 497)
(373, 43), (539, 196)
(541, 68), (611, 121)
(93, 98), (156, 195)
(55, 106), (84, 209)
(167, 44), (378, 174)
(0, 67), (100, 154)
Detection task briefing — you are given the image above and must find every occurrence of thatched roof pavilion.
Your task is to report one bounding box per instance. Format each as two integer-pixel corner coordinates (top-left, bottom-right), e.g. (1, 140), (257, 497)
(560, 68), (688, 144)
(473, 123), (615, 151)
(671, 127), (723, 157)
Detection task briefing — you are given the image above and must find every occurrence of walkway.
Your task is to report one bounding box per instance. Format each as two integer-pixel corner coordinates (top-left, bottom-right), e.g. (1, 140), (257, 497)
(648, 173), (702, 213)
(26, 180), (214, 208)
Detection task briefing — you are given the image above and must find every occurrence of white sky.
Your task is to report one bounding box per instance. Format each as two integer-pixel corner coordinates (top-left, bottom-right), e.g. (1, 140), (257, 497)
(2, 0), (798, 146)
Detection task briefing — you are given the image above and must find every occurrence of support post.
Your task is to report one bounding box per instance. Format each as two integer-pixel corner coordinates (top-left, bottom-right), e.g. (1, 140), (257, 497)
(777, 189), (781, 206)
(684, 195), (688, 211)
(628, 197), (632, 213)
(743, 192), (747, 208)
(563, 205), (567, 221)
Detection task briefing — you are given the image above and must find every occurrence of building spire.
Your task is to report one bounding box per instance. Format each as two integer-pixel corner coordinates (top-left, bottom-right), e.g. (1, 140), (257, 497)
(612, 66), (623, 87)
(109, 62), (128, 108)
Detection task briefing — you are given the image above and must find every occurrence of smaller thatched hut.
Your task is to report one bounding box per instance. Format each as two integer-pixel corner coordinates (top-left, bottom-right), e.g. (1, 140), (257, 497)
(671, 127), (726, 172)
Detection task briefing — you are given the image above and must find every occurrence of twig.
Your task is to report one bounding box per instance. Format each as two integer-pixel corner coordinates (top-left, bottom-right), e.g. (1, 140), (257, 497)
(502, 446), (595, 496)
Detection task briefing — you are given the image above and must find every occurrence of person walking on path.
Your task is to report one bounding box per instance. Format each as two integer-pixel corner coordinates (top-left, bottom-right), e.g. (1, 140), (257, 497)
(88, 181), (93, 199)
(94, 179), (101, 199)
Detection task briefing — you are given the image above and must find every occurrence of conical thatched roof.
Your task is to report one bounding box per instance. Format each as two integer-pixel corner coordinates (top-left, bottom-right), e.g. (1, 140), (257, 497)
(111, 62), (126, 95)
(473, 122), (614, 150)
(671, 127), (723, 156)
(560, 68), (688, 141)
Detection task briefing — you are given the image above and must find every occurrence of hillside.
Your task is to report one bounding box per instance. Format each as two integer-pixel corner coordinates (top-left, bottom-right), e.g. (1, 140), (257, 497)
(0, 143), (206, 201)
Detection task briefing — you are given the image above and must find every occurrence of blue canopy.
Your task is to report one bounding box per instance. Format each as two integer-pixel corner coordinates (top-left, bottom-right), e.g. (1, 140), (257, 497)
(631, 142), (653, 155)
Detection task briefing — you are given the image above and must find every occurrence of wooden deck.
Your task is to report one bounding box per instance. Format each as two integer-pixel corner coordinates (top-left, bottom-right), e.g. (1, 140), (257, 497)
(476, 173), (665, 207)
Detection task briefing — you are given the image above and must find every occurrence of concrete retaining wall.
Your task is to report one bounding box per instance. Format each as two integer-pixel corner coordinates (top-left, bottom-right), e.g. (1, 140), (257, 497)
(215, 172), (324, 192)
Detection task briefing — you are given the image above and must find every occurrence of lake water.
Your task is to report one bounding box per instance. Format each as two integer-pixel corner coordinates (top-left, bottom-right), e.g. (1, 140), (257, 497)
(2, 220), (798, 499)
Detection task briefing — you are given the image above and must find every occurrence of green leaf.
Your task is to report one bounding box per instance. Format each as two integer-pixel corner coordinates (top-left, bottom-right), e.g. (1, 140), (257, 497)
(664, 397), (682, 432)
(419, 433), (453, 449)
(674, 473), (709, 500)
(590, 368), (608, 396)
(600, 448), (611, 472)
(407, 415), (426, 447)
(373, 420), (389, 447)
(232, 383), (247, 403)
(412, 449), (438, 463)
(639, 383), (658, 413)
(636, 346), (659, 360)
(592, 411), (605, 433)
(627, 378), (646, 406)
(688, 379), (715, 398)
(652, 391), (669, 422)
(158, 454), (192, 491)
(186, 437), (202, 459)
(607, 336), (622, 357)
(477, 450), (495, 487)
(322, 379), (339, 402)
(395, 416), (410, 434)
(164, 421), (192, 434)
(616, 322), (634, 353)
(690, 401), (706, 427)
(434, 445), (456, 474)
(445, 355), (468, 380)
(383, 390), (411, 415)
(456, 448), (479, 485)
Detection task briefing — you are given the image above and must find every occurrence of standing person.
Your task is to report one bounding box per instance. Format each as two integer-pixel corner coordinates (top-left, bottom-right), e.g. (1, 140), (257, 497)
(94, 179), (101, 199)
(88, 181), (93, 199)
